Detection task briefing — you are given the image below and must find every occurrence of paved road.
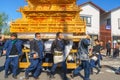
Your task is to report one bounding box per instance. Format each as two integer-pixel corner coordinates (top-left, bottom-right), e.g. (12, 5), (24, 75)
(0, 56), (120, 80)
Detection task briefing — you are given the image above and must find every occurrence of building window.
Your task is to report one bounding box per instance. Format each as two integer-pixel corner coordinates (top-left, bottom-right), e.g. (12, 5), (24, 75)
(81, 16), (92, 27)
(106, 18), (111, 26)
(106, 18), (111, 30)
(118, 18), (120, 29)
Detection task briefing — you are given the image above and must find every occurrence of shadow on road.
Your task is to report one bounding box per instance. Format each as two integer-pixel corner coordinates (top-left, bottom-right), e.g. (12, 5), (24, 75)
(104, 65), (117, 72)
(0, 66), (4, 72)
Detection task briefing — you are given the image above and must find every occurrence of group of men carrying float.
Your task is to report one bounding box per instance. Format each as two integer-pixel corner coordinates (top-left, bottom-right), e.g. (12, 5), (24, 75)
(2, 32), (104, 80)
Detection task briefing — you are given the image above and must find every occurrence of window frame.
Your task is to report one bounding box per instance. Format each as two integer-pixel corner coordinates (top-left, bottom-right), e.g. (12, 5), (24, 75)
(81, 16), (92, 27)
(118, 18), (120, 29)
(106, 18), (111, 26)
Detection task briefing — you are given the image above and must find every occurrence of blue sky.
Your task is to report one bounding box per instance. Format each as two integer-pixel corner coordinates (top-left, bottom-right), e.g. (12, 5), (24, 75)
(0, 0), (120, 21)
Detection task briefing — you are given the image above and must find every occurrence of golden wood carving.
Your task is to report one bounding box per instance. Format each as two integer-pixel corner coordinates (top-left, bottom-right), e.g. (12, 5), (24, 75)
(10, 0), (86, 33)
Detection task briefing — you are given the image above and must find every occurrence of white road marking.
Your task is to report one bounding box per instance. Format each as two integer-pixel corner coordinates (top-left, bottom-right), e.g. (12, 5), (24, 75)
(106, 69), (115, 73)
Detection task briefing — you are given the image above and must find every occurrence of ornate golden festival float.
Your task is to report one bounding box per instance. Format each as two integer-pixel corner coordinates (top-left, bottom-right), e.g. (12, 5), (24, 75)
(10, 0), (86, 69)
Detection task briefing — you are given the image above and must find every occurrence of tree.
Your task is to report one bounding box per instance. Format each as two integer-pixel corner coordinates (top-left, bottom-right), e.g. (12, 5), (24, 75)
(0, 13), (8, 33)
(3, 27), (10, 35)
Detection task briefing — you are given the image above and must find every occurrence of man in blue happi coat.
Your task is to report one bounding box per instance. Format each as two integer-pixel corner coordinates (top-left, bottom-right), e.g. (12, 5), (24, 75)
(25, 33), (44, 79)
(72, 34), (91, 80)
(90, 39), (101, 75)
(3, 33), (23, 79)
(49, 32), (69, 80)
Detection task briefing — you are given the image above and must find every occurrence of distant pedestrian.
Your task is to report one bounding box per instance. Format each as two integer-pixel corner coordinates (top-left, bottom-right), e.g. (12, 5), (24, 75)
(113, 43), (120, 58)
(106, 40), (111, 56)
(3, 33), (23, 79)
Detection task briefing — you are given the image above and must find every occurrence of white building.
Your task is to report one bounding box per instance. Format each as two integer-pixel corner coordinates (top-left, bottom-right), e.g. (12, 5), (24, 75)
(79, 1), (105, 41)
(111, 7), (120, 41)
(101, 7), (120, 43)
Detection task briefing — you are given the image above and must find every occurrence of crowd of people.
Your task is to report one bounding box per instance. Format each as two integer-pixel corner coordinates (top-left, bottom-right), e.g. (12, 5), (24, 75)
(0, 32), (120, 80)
